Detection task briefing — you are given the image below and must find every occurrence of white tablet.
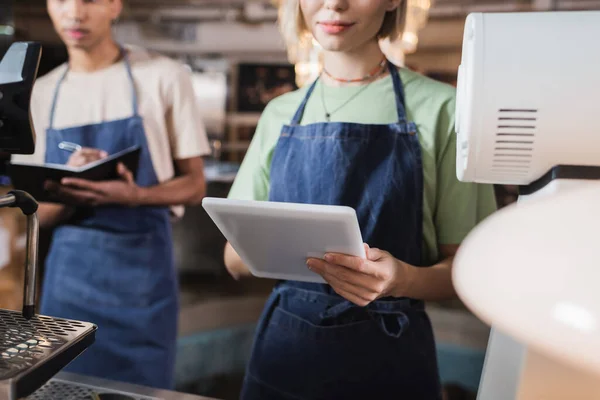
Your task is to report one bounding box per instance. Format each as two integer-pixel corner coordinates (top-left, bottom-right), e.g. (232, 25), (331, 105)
(202, 197), (366, 283)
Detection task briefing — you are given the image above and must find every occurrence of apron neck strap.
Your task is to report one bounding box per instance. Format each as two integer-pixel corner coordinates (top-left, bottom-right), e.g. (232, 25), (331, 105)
(289, 60), (409, 126)
(388, 62), (408, 123)
(289, 78), (319, 126)
(48, 46), (138, 130)
(121, 48), (139, 116)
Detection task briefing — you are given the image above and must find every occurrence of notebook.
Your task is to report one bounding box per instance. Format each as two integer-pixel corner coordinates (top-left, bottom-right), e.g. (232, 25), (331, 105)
(7, 146), (141, 203)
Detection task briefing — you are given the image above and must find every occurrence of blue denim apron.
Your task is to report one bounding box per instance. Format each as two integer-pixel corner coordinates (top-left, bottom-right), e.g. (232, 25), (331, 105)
(241, 63), (442, 399)
(40, 51), (178, 390)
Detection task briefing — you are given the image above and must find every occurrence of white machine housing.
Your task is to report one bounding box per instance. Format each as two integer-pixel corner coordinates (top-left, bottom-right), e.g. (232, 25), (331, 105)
(455, 11), (600, 186)
(455, 10), (600, 400)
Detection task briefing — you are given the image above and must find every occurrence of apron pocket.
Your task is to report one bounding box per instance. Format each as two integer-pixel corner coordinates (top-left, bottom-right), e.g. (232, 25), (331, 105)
(250, 304), (441, 400)
(46, 226), (169, 308)
(272, 297), (376, 337)
(248, 298), (383, 399)
(246, 288), (442, 400)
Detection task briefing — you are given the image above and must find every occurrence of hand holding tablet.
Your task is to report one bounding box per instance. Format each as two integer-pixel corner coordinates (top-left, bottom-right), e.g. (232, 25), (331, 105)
(202, 197), (366, 283)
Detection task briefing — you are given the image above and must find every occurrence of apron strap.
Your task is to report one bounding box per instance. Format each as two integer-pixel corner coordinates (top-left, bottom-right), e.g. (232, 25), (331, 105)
(289, 78), (319, 126)
(289, 61), (409, 126)
(121, 49), (139, 117)
(47, 46), (139, 130)
(388, 62), (409, 123)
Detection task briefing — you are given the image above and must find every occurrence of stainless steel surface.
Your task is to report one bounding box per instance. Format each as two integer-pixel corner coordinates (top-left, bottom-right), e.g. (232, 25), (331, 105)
(27, 372), (219, 400)
(0, 310), (96, 400)
(0, 195), (15, 208)
(23, 213), (39, 311)
(27, 379), (158, 400)
(0, 193), (39, 317)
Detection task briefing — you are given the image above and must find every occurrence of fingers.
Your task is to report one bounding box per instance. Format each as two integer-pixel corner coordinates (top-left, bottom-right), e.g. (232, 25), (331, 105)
(365, 247), (386, 261)
(78, 148), (108, 158)
(46, 184), (101, 206)
(323, 252), (375, 275)
(317, 271), (378, 307)
(45, 179), (104, 206)
(60, 177), (102, 191)
(66, 153), (87, 168)
(322, 246), (390, 275)
(67, 148), (108, 168)
(44, 180), (59, 191)
(307, 258), (381, 294)
(117, 162), (134, 183)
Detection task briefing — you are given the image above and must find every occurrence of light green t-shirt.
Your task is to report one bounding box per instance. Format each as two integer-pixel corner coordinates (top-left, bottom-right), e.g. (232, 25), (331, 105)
(228, 67), (497, 265)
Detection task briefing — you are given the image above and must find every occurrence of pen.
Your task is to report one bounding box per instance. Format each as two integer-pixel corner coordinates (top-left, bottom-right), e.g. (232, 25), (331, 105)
(58, 141), (82, 152)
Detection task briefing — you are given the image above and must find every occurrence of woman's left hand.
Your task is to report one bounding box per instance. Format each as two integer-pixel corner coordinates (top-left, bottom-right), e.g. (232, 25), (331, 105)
(307, 244), (412, 307)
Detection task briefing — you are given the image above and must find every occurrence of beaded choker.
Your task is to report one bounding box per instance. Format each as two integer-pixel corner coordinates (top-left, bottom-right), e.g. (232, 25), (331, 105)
(322, 57), (387, 84)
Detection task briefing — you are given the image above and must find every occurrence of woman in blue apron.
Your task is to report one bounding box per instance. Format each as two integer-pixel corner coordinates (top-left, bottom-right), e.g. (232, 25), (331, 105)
(40, 50), (178, 389)
(225, 1), (497, 399)
(245, 63), (441, 399)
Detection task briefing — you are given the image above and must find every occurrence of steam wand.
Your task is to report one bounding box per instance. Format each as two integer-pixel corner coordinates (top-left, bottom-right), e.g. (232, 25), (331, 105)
(0, 190), (39, 319)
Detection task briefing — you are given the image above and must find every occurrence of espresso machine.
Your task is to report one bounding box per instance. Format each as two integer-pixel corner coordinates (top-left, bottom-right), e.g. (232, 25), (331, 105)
(0, 42), (215, 400)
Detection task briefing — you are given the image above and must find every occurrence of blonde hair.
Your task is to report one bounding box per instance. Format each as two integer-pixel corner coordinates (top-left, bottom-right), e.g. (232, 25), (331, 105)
(278, 0), (407, 50)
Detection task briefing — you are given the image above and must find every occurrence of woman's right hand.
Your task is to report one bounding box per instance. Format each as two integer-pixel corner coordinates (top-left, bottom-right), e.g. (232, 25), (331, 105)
(67, 148), (108, 168)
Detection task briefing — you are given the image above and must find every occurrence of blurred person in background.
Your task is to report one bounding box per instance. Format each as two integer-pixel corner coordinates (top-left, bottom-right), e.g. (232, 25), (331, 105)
(224, 0), (497, 399)
(12, 0), (210, 389)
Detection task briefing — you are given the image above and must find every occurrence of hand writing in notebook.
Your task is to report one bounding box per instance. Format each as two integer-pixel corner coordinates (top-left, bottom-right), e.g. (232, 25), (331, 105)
(66, 147), (108, 168)
(45, 162), (141, 207)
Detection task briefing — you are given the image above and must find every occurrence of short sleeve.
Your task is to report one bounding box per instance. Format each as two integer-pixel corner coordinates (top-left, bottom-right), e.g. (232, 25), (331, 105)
(165, 65), (211, 160)
(227, 109), (273, 201)
(435, 99), (498, 245)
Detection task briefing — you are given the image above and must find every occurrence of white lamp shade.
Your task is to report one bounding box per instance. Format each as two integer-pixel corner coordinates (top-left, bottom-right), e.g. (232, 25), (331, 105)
(453, 184), (600, 376)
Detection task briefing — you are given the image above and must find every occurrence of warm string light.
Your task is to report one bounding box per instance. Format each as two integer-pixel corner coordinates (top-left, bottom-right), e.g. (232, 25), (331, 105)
(293, 38), (323, 88)
(403, 0), (433, 53)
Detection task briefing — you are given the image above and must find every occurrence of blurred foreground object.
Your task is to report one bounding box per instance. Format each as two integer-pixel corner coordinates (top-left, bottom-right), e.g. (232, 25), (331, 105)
(454, 10), (600, 400)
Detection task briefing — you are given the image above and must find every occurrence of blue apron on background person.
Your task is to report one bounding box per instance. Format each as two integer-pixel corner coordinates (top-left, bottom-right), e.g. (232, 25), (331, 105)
(241, 63), (442, 400)
(40, 50), (178, 390)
